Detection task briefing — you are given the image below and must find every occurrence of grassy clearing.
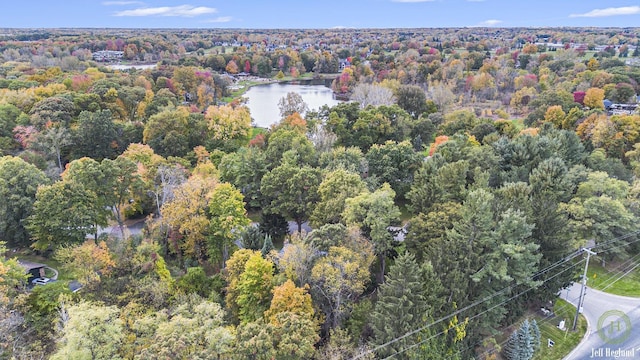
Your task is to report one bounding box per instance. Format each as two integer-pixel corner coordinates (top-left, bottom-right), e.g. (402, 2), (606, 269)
(586, 260), (640, 297)
(532, 299), (587, 360)
(249, 127), (267, 139)
(511, 118), (525, 132)
(489, 299), (586, 360)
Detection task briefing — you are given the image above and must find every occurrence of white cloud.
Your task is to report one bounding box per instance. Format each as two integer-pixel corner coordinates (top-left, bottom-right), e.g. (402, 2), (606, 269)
(102, 1), (143, 5)
(570, 6), (640, 18)
(477, 19), (502, 26)
(391, 0), (435, 3)
(203, 16), (233, 23)
(114, 5), (217, 17)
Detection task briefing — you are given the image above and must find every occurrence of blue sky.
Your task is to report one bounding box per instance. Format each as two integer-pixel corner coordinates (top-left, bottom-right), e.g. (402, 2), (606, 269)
(2, 1), (640, 28)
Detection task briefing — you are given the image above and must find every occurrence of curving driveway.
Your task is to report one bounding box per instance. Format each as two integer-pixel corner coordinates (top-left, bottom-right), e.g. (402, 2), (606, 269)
(45, 266), (58, 280)
(563, 283), (640, 359)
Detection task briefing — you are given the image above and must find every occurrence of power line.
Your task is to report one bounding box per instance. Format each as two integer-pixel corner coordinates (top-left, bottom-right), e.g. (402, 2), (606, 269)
(381, 260), (585, 360)
(592, 229), (640, 253)
(600, 257), (640, 292)
(355, 229), (640, 360)
(452, 232), (640, 359)
(594, 235), (640, 256)
(351, 248), (582, 359)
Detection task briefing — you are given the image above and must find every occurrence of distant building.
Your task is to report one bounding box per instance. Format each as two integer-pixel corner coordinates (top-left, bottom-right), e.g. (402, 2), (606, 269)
(604, 99), (638, 115)
(92, 50), (124, 62)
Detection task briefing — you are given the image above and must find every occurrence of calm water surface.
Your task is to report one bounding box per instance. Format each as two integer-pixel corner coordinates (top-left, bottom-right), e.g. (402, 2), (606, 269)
(243, 82), (342, 128)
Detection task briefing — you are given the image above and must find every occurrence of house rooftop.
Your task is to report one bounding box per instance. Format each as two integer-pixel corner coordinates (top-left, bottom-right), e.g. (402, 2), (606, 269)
(17, 260), (47, 271)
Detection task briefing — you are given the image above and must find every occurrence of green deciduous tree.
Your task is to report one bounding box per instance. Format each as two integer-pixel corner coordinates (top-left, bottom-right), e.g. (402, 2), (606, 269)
(51, 302), (124, 360)
(396, 85), (428, 118)
(0, 156), (50, 247)
(563, 171), (637, 259)
(260, 163), (322, 233)
(219, 146), (267, 209)
(264, 129), (316, 169)
(27, 181), (102, 250)
(207, 182), (251, 266)
(233, 319), (277, 360)
(29, 96), (74, 129)
(116, 86), (146, 122)
(272, 311), (320, 360)
(311, 169), (367, 227)
(101, 156), (143, 239)
(143, 107), (190, 158)
(343, 183), (400, 283)
(134, 296), (234, 360)
(318, 146), (368, 175)
(72, 110), (119, 161)
(33, 126), (72, 173)
(366, 140), (421, 199)
(0, 241), (27, 305)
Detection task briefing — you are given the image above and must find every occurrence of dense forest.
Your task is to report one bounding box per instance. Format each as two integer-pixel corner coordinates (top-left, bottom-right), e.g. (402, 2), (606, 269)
(1, 26), (640, 359)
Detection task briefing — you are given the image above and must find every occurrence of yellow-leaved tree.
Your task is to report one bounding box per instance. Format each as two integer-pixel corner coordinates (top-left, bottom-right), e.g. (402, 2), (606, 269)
(205, 104), (252, 141)
(162, 163), (218, 262)
(584, 87), (605, 110)
(264, 279), (315, 325)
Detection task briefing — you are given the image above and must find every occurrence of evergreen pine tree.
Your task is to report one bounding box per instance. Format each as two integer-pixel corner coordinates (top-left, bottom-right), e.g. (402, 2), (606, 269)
(261, 234), (274, 257)
(530, 319), (541, 352)
(240, 226), (265, 250)
(370, 252), (433, 359)
(504, 319), (538, 360)
(518, 319), (534, 360)
(503, 331), (520, 360)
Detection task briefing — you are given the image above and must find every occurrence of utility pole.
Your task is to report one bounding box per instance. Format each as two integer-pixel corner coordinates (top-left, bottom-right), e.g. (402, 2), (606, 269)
(573, 247), (596, 331)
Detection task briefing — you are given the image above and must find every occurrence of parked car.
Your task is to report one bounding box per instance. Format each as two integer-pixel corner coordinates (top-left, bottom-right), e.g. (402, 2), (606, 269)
(31, 277), (52, 285)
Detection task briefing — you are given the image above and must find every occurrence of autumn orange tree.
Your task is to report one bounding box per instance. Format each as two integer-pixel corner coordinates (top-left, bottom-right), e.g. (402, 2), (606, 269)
(55, 240), (115, 286)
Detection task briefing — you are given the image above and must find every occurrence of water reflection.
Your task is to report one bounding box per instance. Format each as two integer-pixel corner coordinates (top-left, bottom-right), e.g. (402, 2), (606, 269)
(243, 82), (343, 128)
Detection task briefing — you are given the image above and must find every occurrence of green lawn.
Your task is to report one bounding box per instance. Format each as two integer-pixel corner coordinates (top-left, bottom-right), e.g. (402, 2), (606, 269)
(586, 260), (640, 297)
(510, 118), (525, 132)
(249, 127), (267, 138)
(532, 299), (587, 360)
(490, 299), (586, 360)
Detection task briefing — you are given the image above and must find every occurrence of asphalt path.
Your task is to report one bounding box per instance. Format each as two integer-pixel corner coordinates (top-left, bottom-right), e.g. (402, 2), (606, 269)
(563, 283), (640, 359)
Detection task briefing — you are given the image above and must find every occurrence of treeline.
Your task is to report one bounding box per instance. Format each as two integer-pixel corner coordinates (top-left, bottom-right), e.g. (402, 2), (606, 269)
(1, 27), (640, 359)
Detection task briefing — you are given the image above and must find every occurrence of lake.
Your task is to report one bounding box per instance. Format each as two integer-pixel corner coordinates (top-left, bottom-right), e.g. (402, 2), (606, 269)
(242, 80), (343, 128)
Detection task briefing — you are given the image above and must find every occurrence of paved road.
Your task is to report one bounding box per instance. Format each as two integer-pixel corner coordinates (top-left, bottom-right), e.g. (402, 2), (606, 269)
(93, 220), (144, 239)
(563, 283), (640, 359)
